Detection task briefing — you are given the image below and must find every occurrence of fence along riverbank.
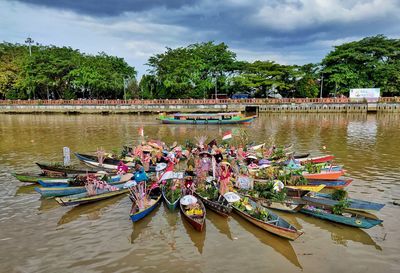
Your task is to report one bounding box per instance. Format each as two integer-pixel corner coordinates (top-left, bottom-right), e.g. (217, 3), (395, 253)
(0, 97), (399, 114)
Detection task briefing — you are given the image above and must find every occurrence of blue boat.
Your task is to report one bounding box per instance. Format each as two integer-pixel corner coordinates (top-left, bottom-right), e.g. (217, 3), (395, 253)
(302, 193), (385, 211)
(307, 179), (352, 189)
(130, 191), (162, 222)
(300, 206), (383, 229)
(34, 179), (126, 198)
(37, 174), (124, 188)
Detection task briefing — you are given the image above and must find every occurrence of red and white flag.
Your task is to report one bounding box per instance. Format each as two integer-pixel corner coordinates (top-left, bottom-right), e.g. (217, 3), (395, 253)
(138, 127), (144, 137)
(158, 163), (174, 182)
(222, 130), (232, 141)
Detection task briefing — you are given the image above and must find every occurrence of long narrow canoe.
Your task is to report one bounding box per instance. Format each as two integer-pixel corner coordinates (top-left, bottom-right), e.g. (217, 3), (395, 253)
(302, 193), (385, 212)
(300, 206), (383, 229)
(130, 192), (162, 222)
(180, 198), (206, 232)
(194, 192), (232, 217)
(38, 174), (127, 188)
(35, 179), (128, 198)
(299, 155), (335, 164)
(36, 162), (104, 174)
(307, 179), (353, 189)
(55, 184), (129, 206)
(302, 170), (346, 180)
(159, 113), (256, 125)
(232, 197), (303, 240)
(74, 153), (124, 170)
(12, 173), (68, 183)
(247, 196), (304, 213)
(285, 185), (326, 192)
(162, 186), (181, 211)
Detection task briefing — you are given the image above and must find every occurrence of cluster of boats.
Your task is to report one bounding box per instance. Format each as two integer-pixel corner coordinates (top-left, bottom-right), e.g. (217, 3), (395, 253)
(13, 137), (385, 241)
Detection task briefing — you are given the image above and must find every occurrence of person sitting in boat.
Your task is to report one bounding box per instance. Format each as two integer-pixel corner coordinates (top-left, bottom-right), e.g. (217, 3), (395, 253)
(183, 176), (195, 195)
(133, 162), (148, 184)
(117, 161), (129, 174)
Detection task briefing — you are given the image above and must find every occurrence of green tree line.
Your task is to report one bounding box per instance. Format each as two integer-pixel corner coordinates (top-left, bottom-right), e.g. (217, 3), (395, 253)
(1, 35), (399, 99)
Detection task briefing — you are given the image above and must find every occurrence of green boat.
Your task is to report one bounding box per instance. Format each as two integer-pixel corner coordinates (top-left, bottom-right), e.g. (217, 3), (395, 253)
(12, 173), (68, 183)
(158, 112), (256, 125)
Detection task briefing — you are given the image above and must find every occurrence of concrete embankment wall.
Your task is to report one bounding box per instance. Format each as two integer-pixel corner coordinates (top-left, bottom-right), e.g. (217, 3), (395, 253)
(0, 99), (399, 114)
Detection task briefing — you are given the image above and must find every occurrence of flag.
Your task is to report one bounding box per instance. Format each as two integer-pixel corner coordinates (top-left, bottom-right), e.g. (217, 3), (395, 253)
(138, 127), (144, 137)
(158, 163), (174, 182)
(222, 130), (232, 141)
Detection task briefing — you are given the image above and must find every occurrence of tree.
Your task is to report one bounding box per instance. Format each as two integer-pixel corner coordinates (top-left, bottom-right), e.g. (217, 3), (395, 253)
(322, 35), (400, 96)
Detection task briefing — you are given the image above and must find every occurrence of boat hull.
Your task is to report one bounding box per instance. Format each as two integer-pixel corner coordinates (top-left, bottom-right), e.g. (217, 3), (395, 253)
(299, 155), (335, 164)
(303, 170), (345, 180)
(307, 179), (353, 189)
(162, 187), (180, 211)
(300, 208), (383, 229)
(232, 206), (303, 240)
(180, 199), (206, 232)
(160, 116), (256, 125)
(55, 184), (129, 206)
(130, 195), (162, 222)
(12, 173), (67, 183)
(194, 193), (232, 217)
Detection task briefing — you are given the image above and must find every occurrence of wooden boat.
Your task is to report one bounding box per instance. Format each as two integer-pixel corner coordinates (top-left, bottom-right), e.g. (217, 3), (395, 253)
(194, 192), (232, 217)
(285, 184), (326, 192)
(293, 153), (310, 159)
(130, 189), (162, 222)
(12, 173), (68, 183)
(302, 193), (385, 212)
(74, 153), (129, 170)
(300, 205), (383, 229)
(232, 196), (303, 240)
(180, 197), (206, 232)
(299, 155), (335, 164)
(38, 174), (126, 188)
(158, 112), (256, 125)
(162, 185), (181, 211)
(307, 179), (353, 189)
(34, 175), (131, 198)
(36, 162), (104, 175)
(38, 179), (70, 187)
(55, 183), (129, 206)
(247, 196), (304, 213)
(302, 170), (346, 180)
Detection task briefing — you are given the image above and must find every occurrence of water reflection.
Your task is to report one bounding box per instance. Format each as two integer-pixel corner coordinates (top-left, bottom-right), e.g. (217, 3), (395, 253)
(181, 213), (206, 254)
(231, 213), (302, 269)
(298, 213), (382, 250)
(15, 184), (36, 195)
(206, 210), (233, 240)
(130, 205), (161, 244)
(38, 198), (59, 212)
(58, 195), (126, 226)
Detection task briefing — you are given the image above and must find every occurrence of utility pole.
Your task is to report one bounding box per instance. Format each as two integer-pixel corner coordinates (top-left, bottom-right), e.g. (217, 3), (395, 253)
(25, 37), (34, 56)
(320, 73), (324, 98)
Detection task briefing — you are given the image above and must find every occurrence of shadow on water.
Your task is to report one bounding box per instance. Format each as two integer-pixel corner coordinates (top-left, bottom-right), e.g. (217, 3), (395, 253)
(298, 213), (382, 250)
(231, 213), (302, 269)
(130, 204), (161, 244)
(181, 212), (206, 254)
(57, 194), (126, 226)
(15, 184), (37, 195)
(38, 198), (59, 212)
(206, 210), (233, 240)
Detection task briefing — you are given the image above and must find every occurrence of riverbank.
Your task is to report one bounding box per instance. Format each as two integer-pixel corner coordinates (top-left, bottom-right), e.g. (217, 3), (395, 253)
(0, 98), (399, 114)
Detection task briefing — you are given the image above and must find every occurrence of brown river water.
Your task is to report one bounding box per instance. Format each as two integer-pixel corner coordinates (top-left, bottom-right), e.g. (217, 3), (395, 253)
(0, 113), (399, 273)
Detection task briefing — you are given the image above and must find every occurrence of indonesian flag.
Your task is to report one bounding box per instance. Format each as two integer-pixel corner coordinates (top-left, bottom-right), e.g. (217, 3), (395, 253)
(158, 163), (175, 182)
(222, 130), (232, 141)
(138, 127), (144, 137)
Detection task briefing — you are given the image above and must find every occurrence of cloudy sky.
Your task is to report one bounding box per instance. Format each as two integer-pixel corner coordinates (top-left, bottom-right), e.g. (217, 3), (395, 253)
(1, 0), (399, 76)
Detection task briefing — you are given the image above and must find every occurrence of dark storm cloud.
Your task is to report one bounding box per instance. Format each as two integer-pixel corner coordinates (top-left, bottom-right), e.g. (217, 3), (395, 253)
(12, 0), (195, 16)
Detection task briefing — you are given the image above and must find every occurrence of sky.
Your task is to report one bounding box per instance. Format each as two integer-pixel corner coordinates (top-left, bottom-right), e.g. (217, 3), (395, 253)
(1, 0), (399, 77)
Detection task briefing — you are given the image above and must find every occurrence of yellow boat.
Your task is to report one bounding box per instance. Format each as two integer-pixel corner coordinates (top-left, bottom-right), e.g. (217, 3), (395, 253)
(286, 185), (325, 192)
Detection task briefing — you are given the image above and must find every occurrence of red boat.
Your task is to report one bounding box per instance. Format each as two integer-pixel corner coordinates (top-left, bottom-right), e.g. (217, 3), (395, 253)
(299, 155), (335, 164)
(302, 170), (346, 180)
(180, 198), (206, 232)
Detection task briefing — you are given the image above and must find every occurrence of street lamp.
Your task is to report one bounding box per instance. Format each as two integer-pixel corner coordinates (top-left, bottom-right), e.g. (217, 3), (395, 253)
(25, 37), (34, 56)
(320, 73), (324, 98)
